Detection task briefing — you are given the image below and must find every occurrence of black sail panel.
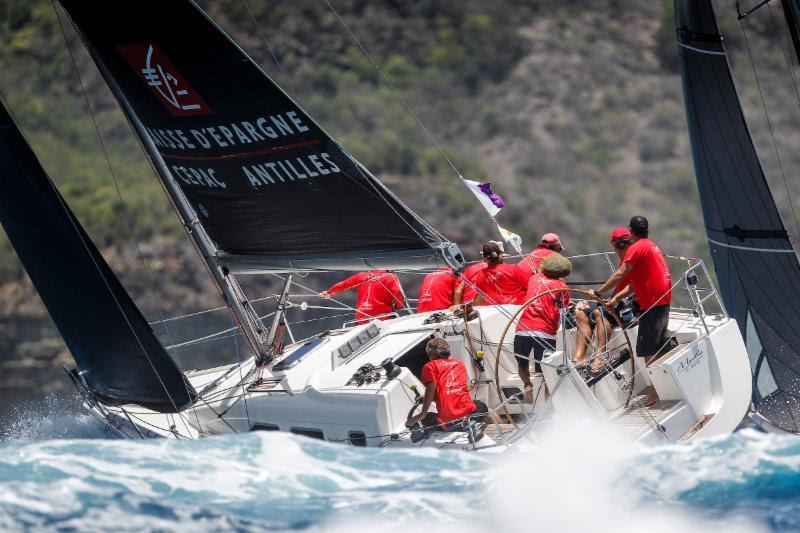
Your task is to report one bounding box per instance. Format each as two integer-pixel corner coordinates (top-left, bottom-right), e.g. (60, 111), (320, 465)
(781, 0), (800, 67)
(0, 102), (195, 413)
(676, 0), (800, 431)
(58, 0), (457, 273)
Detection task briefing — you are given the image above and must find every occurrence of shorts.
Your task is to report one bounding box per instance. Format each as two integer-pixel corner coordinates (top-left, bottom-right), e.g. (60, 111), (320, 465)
(580, 301), (615, 328)
(635, 304), (670, 357)
(514, 335), (557, 373)
(422, 400), (488, 430)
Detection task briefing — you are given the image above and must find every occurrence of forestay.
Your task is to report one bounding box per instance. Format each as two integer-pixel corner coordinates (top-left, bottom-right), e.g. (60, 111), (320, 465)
(0, 102), (195, 413)
(58, 0), (461, 273)
(676, 0), (800, 431)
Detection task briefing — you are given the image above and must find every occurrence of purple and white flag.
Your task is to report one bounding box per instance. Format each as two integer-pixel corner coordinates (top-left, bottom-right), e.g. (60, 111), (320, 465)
(463, 178), (505, 217)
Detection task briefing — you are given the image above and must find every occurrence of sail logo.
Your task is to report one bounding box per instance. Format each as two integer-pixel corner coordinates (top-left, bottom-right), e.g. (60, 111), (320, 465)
(118, 43), (212, 117)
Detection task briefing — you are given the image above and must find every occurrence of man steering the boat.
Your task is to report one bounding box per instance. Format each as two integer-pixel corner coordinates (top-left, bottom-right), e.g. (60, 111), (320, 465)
(591, 215), (672, 406)
(405, 338), (488, 429)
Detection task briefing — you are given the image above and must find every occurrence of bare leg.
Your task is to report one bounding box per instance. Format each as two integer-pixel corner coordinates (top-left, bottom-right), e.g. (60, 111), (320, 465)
(643, 354), (660, 406)
(589, 311), (610, 374)
(519, 365), (533, 404)
(573, 311), (593, 365)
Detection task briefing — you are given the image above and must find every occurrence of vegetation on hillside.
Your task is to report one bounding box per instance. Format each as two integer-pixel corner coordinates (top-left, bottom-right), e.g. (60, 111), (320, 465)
(1, 0), (800, 396)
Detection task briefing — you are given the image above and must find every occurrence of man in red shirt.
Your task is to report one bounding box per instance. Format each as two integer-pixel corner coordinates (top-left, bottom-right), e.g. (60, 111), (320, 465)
(463, 241), (527, 306)
(417, 268), (458, 313)
(515, 232), (564, 285)
(573, 227), (632, 373)
(515, 253), (571, 402)
(321, 270), (405, 324)
(593, 216), (672, 406)
(453, 242), (504, 304)
(405, 338), (487, 428)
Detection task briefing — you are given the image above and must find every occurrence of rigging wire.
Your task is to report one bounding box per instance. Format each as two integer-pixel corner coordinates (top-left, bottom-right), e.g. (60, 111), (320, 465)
(240, 0), (288, 80)
(319, 0), (463, 179)
(50, 2), (179, 350)
(738, 16), (800, 243)
(767, 3), (800, 109)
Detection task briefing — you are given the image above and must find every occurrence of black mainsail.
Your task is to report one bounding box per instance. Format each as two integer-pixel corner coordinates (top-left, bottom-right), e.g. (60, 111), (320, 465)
(677, 0), (800, 431)
(57, 0), (459, 274)
(0, 101), (195, 413)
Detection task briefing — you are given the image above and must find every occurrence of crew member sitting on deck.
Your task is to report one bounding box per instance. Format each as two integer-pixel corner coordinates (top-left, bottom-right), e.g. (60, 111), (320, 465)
(469, 241), (527, 306)
(592, 215), (672, 407)
(573, 227), (632, 374)
(514, 254), (572, 403)
(452, 242), (504, 305)
(405, 338), (488, 429)
(417, 268), (458, 313)
(321, 270), (405, 324)
(515, 232), (564, 285)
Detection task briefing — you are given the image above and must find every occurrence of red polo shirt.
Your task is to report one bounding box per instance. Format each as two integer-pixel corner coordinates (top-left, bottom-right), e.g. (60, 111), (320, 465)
(472, 263), (527, 305)
(326, 270), (405, 323)
(517, 274), (570, 336)
(622, 238), (672, 310)
(459, 262), (487, 302)
(421, 357), (476, 424)
(515, 247), (556, 285)
(417, 268), (457, 313)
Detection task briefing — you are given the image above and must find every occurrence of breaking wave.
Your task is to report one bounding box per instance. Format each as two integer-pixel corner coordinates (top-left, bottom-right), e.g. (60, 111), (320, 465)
(0, 402), (796, 531)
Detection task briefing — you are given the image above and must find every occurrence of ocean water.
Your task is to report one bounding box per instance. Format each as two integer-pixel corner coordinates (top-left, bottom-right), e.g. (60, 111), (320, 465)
(0, 401), (797, 532)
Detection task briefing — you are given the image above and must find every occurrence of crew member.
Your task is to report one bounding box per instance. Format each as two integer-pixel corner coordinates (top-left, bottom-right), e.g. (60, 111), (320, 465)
(592, 215), (672, 406)
(453, 242), (504, 304)
(470, 241), (527, 306)
(417, 268), (458, 313)
(515, 232), (564, 285)
(573, 227), (632, 374)
(514, 253), (571, 403)
(405, 338), (488, 428)
(321, 270), (405, 324)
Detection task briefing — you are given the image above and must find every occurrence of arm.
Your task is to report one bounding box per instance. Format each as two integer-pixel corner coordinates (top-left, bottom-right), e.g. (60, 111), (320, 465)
(389, 275), (405, 310)
(453, 281), (465, 305)
(595, 262), (633, 298)
(406, 382), (436, 427)
(607, 284), (634, 306)
(322, 272), (364, 297)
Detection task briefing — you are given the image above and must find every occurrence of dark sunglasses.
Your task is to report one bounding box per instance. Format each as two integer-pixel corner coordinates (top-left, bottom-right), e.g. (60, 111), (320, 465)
(613, 240), (631, 249)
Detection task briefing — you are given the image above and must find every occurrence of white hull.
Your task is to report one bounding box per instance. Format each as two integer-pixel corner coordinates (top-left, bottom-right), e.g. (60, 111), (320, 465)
(83, 302), (752, 450)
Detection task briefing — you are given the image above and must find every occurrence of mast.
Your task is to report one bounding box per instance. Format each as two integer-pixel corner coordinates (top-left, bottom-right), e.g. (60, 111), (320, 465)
(97, 77), (272, 358)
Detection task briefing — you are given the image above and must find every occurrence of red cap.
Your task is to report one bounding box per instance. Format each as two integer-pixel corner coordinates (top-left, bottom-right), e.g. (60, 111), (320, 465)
(540, 233), (563, 249)
(610, 227), (632, 243)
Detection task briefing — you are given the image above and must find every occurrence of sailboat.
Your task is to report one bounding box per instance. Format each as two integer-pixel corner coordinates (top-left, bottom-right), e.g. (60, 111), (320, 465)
(0, 0), (756, 448)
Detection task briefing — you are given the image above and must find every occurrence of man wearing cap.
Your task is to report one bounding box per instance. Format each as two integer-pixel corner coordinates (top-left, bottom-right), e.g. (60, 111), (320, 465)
(573, 227), (633, 373)
(515, 253), (571, 403)
(592, 216), (672, 406)
(515, 233), (564, 285)
(470, 241), (527, 306)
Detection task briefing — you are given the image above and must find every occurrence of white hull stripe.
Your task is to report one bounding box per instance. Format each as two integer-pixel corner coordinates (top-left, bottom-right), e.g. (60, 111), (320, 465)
(708, 237), (796, 254)
(677, 41), (726, 56)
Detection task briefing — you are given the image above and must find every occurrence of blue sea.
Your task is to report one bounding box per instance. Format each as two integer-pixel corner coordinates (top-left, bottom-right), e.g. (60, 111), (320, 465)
(0, 398), (797, 532)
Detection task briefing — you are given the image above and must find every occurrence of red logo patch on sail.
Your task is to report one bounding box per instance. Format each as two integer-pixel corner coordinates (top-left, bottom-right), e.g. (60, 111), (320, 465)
(117, 43), (212, 117)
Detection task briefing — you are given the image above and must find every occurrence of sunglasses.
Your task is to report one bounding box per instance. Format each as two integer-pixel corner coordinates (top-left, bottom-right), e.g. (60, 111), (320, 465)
(613, 240), (631, 249)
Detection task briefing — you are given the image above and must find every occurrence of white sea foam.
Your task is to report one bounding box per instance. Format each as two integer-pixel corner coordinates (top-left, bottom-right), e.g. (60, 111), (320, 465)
(0, 404), (794, 531)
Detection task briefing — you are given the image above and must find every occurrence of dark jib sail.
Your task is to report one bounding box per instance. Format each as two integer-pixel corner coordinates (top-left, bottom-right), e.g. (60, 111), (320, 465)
(677, 0), (800, 431)
(58, 0), (461, 273)
(0, 102), (195, 413)
(781, 0), (800, 67)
